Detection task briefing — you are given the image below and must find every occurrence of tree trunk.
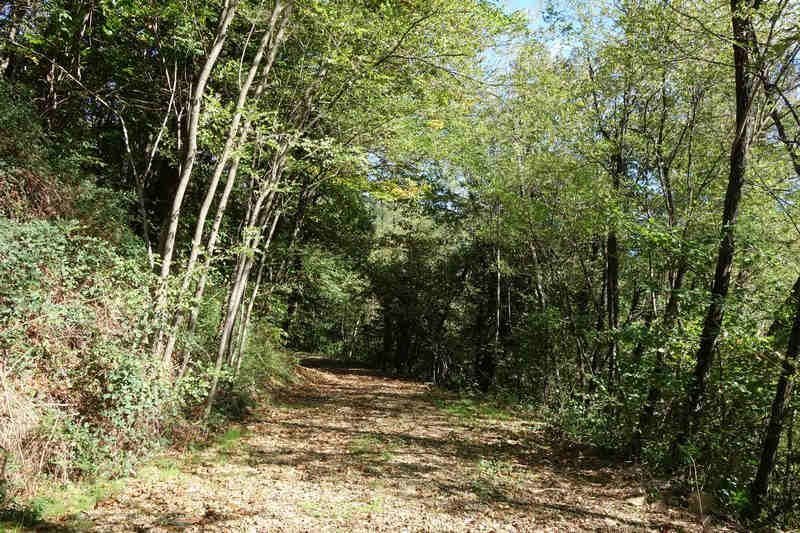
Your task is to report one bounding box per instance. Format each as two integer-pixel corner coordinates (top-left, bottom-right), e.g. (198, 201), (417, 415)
(152, 0), (239, 359)
(588, 239), (607, 395)
(282, 277), (301, 335)
(670, 0), (755, 464)
(231, 236), (272, 373)
(632, 261), (687, 454)
(220, 189), (281, 351)
(1, 1), (23, 76)
(280, 183), (315, 335)
(631, 288), (656, 365)
(748, 274), (800, 519)
(606, 228), (619, 382)
(606, 149), (623, 386)
(181, 10), (289, 351)
(214, 148), (288, 355)
(203, 209), (281, 420)
(530, 242), (546, 310)
(382, 311), (394, 371)
(395, 319), (412, 375)
(496, 247), (501, 355)
(161, 0), (291, 367)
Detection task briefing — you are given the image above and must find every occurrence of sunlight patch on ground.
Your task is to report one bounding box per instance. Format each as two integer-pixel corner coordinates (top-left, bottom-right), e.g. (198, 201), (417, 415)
(20, 359), (734, 532)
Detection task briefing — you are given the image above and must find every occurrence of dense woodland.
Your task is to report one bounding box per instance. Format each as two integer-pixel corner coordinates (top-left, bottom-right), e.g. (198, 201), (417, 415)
(1, 0), (800, 528)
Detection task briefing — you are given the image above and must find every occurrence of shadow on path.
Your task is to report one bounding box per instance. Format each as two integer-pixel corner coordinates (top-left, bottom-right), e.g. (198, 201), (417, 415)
(64, 355), (715, 532)
(298, 356), (424, 382)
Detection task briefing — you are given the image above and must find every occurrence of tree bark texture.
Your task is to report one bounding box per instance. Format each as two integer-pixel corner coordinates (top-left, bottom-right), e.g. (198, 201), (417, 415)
(748, 274), (800, 518)
(152, 0), (239, 359)
(670, 0), (755, 464)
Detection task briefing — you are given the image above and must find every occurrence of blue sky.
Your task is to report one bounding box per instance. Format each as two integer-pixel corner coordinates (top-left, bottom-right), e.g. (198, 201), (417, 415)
(500, 0), (545, 18)
(498, 0), (553, 27)
(482, 0), (549, 75)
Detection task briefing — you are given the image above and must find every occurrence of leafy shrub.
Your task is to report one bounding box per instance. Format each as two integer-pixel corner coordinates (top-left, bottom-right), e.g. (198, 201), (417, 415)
(0, 216), (170, 496)
(0, 80), (46, 171)
(0, 79), (80, 220)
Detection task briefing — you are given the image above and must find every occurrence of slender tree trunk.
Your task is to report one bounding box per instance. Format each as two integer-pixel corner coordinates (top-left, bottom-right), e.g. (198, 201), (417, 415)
(631, 288), (656, 365)
(588, 239), (606, 395)
(382, 311), (394, 371)
(139, 72), (178, 269)
(496, 247), (501, 352)
(183, 129), (250, 344)
(182, 17), (288, 347)
(152, 0), (239, 358)
(282, 267), (301, 334)
(347, 316), (361, 359)
(670, 0), (755, 464)
(783, 407), (795, 513)
(606, 150), (623, 385)
(161, 0), (291, 367)
(214, 59), (326, 350)
(530, 242), (546, 311)
(632, 262), (687, 454)
(70, 8), (91, 81)
(395, 318), (412, 375)
(606, 229), (619, 381)
(220, 186), (280, 354)
(230, 216), (276, 371)
(182, 130), (285, 370)
(203, 209), (281, 420)
(748, 274), (800, 519)
(235, 221), (274, 367)
(280, 184), (315, 334)
(768, 276), (800, 338)
(229, 293), (249, 365)
(201, 41), (322, 404)
(587, 65), (628, 391)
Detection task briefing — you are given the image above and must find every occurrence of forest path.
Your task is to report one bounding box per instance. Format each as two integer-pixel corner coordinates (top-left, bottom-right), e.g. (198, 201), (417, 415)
(79, 357), (717, 532)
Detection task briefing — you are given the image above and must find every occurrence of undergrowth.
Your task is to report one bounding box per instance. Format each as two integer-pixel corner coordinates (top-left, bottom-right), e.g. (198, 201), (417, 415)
(0, 81), (299, 526)
(0, 215), (299, 524)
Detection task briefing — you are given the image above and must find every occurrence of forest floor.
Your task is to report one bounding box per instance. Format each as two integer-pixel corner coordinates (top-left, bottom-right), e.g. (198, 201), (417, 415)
(23, 357), (737, 532)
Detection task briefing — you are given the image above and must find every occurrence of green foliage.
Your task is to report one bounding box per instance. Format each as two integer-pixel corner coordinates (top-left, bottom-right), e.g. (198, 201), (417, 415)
(0, 503), (43, 530)
(5, 0), (800, 527)
(0, 80), (46, 172)
(0, 215), (175, 508)
(0, 79), (95, 220)
(235, 329), (296, 387)
(432, 396), (514, 423)
(0, 218), (70, 319)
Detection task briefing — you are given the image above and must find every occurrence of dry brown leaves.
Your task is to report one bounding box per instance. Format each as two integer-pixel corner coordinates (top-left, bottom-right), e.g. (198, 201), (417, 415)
(0, 169), (71, 221)
(71, 360), (736, 532)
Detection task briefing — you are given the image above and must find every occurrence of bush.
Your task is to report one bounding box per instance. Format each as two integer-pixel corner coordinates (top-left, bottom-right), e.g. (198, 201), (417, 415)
(0, 216), (168, 497)
(0, 79), (79, 220)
